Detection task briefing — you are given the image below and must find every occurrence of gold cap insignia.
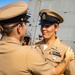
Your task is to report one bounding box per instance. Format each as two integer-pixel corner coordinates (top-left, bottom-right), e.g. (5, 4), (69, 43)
(21, 18), (24, 21)
(42, 14), (46, 20)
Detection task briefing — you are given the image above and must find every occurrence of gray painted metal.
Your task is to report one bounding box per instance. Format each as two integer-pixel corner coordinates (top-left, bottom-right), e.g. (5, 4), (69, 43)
(27, 0), (75, 52)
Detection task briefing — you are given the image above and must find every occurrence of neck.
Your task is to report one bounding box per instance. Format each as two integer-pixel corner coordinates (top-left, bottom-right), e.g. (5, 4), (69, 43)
(44, 36), (57, 46)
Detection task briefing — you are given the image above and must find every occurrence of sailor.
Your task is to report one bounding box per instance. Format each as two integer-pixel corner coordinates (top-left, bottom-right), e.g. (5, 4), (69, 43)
(35, 9), (75, 75)
(0, 2), (53, 75)
(22, 34), (31, 45)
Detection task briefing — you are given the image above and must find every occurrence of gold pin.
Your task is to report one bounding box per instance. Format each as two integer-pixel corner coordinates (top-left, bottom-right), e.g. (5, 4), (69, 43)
(42, 14), (46, 20)
(21, 18), (24, 21)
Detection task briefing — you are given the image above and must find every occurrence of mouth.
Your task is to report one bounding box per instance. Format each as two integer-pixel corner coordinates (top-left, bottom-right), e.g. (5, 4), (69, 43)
(42, 31), (47, 34)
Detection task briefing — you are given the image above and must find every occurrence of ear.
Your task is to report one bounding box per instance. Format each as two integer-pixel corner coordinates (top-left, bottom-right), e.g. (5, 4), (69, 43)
(55, 25), (59, 32)
(17, 24), (21, 34)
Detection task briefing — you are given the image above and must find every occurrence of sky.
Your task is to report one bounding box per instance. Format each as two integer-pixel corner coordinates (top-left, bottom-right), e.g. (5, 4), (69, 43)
(0, 0), (28, 7)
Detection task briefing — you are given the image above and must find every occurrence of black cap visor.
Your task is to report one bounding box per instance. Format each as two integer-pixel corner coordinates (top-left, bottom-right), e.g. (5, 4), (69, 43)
(0, 13), (31, 25)
(39, 20), (56, 25)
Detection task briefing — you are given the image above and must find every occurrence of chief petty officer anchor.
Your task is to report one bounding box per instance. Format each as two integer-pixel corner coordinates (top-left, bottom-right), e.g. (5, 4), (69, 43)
(0, 1), (74, 75)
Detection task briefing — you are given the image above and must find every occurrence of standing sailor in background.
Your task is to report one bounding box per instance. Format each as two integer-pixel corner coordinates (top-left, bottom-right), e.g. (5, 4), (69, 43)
(22, 35), (31, 45)
(35, 9), (75, 75)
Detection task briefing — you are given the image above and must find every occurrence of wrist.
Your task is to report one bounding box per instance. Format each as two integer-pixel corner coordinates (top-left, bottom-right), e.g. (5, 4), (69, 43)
(64, 57), (71, 62)
(61, 59), (66, 63)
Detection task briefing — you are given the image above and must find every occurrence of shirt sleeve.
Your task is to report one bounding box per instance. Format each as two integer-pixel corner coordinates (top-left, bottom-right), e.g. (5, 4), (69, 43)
(26, 47), (53, 75)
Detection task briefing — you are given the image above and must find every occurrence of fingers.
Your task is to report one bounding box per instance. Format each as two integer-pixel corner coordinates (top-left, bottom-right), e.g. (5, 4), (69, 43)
(67, 47), (70, 51)
(71, 49), (74, 60)
(67, 47), (74, 54)
(70, 49), (74, 60)
(66, 47), (74, 60)
(66, 47), (71, 55)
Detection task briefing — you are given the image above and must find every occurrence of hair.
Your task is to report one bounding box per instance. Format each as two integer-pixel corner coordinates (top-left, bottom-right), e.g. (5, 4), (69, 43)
(54, 23), (59, 28)
(0, 22), (23, 36)
(24, 36), (30, 41)
(22, 36), (30, 45)
(54, 23), (59, 34)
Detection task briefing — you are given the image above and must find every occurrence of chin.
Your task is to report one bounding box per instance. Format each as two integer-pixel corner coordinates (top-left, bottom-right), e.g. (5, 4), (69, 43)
(44, 37), (49, 39)
(43, 36), (50, 39)
(43, 35), (47, 38)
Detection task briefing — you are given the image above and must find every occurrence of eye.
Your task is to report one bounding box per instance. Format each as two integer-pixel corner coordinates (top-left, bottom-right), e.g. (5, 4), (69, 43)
(41, 25), (50, 28)
(45, 25), (50, 28)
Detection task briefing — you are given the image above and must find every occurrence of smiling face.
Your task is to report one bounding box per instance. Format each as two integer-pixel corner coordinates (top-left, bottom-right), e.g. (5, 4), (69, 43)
(41, 24), (59, 40)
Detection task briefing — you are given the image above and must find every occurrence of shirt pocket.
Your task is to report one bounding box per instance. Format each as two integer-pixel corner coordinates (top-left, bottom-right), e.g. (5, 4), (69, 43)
(47, 54), (63, 62)
(46, 54), (64, 66)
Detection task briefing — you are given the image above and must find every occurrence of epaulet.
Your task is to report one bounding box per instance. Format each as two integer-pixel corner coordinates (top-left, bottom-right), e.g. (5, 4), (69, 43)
(60, 41), (69, 47)
(59, 41), (72, 52)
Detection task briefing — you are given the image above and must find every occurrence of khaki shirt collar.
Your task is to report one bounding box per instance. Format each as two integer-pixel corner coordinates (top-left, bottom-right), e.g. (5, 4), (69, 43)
(1, 36), (22, 45)
(37, 37), (61, 51)
(50, 38), (61, 50)
(37, 39), (45, 50)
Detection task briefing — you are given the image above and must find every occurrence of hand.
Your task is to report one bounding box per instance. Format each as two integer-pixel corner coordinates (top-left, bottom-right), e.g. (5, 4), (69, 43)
(65, 47), (74, 61)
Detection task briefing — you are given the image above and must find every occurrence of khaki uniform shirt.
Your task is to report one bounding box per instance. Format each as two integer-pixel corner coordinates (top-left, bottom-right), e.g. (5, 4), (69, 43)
(0, 36), (52, 75)
(35, 38), (75, 75)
